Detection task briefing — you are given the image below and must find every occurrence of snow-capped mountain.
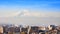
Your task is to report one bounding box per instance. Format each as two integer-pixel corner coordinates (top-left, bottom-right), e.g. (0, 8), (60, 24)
(15, 10), (40, 17)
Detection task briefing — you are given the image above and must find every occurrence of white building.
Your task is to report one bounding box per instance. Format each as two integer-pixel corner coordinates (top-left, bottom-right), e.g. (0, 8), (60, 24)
(48, 25), (52, 30)
(39, 26), (46, 30)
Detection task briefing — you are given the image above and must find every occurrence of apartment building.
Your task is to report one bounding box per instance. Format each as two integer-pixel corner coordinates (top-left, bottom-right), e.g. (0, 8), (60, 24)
(0, 26), (3, 34)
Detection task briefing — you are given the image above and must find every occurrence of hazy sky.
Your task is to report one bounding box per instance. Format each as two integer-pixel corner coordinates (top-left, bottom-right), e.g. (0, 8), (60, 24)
(0, 0), (60, 26)
(0, 0), (60, 17)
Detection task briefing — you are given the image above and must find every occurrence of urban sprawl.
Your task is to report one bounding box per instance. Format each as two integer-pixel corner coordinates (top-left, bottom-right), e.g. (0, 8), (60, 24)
(0, 24), (60, 34)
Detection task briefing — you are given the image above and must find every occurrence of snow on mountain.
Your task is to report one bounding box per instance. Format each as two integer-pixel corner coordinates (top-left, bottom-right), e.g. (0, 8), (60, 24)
(16, 10), (41, 17)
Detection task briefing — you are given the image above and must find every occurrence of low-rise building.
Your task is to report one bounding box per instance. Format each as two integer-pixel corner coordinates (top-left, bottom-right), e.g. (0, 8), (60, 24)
(29, 26), (39, 34)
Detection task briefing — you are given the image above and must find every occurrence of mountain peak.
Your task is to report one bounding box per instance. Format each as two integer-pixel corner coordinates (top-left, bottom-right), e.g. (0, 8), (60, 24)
(17, 10), (31, 17)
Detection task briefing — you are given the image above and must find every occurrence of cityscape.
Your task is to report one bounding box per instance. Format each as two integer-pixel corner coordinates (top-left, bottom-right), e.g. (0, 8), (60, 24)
(0, 24), (60, 34)
(0, 0), (60, 34)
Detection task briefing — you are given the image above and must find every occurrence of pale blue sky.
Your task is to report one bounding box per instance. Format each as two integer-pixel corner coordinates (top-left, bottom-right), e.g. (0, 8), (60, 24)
(0, 0), (60, 12)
